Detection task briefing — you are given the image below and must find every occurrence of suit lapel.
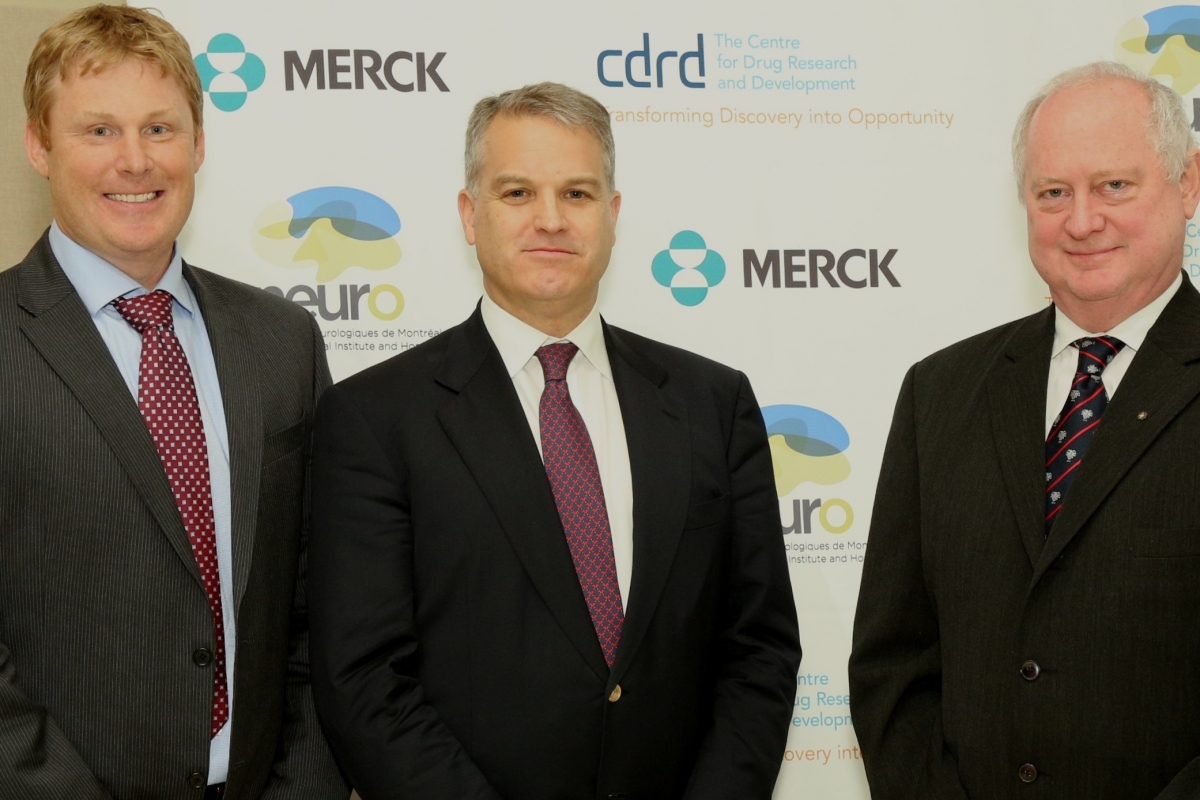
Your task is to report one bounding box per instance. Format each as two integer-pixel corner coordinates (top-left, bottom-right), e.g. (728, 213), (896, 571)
(1034, 279), (1200, 580)
(16, 236), (203, 588)
(186, 266), (262, 610)
(987, 307), (1056, 567)
(435, 309), (609, 681)
(604, 325), (691, 686)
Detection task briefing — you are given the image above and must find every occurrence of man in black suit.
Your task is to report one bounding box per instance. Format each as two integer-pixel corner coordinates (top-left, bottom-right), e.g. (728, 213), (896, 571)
(308, 82), (801, 799)
(1, 6), (348, 798)
(849, 61), (1200, 799)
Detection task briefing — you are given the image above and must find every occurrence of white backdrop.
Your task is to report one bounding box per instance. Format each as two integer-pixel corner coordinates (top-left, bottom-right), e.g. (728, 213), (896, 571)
(147, 1), (1200, 794)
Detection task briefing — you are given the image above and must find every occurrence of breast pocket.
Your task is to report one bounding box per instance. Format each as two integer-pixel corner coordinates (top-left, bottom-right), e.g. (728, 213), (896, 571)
(683, 493), (731, 531)
(262, 421), (306, 465)
(1132, 527), (1200, 559)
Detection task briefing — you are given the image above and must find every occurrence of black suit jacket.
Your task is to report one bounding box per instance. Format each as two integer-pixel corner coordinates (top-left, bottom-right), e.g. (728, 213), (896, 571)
(308, 307), (801, 800)
(849, 277), (1200, 799)
(0, 234), (349, 799)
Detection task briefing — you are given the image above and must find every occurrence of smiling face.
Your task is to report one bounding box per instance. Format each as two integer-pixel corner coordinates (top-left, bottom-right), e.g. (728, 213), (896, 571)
(458, 113), (620, 337)
(25, 56), (204, 287)
(1022, 77), (1200, 331)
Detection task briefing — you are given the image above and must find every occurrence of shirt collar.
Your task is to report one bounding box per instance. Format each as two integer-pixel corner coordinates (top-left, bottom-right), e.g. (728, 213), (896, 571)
(1051, 271), (1183, 358)
(479, 292), (612, 381)
(48, 220), (194, 317)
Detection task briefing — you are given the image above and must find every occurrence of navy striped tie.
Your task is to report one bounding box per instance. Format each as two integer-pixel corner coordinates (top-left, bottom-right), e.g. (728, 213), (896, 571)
(1045, 336), (1125, 534)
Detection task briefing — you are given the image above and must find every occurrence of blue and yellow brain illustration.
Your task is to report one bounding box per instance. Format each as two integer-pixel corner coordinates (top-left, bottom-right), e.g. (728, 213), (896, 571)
(761, 405), (851, 498)
(1116, 6), (1200, 94)
(253, 187), (402, 283)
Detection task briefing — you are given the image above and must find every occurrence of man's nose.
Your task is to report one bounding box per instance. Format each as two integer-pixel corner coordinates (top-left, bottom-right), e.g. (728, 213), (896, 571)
(115, 133), (152, 175)
(533, 194), (567, 233)
(1063, 193), (1105, 239)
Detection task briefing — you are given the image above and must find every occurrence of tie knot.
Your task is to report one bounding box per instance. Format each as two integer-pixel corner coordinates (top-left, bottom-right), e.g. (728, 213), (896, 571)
(1073, 336), (1125, 380)
(114, 290), (174, 334)
(536, 342), (579, 383)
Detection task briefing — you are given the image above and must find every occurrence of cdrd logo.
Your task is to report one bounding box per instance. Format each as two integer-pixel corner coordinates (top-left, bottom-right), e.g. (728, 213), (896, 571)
(598, 33), (705, 88)
(195, 34), (265, 112)
(254, 186), (404, 321)
(762, 405), (854, 535)
(651, 230), (726, 306)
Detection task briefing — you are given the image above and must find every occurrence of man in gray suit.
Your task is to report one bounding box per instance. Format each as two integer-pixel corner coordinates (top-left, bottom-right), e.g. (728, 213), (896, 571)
(0, 6), (348, 799)
(849, 62), (1200, 798)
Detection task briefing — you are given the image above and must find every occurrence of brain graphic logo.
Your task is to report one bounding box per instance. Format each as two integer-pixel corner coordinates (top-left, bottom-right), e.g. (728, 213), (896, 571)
(195, 34), (266, 112)
(252, 187), (402, 283)
(761, 405), (851, 498)
(1116, 6), (1200, 94)
(651, 230), (726, 306)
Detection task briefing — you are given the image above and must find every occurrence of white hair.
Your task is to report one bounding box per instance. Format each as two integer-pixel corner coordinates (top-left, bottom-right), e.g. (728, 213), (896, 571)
(1011, 61), (1195, 199)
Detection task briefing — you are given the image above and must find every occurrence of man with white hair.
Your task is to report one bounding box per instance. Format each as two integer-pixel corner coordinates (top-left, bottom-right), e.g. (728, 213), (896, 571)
(849, 61), (1200, 799)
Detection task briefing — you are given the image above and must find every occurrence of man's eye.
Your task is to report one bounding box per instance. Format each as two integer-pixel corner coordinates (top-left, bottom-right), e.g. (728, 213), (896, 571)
(1106, 181), (1125, 190)
(91, 127), (110, 136)
(507, 189), (528, 198)
(566, 190), (588, 200)
(1044, 188), (1064, 198)
(148, 125), (167, 135)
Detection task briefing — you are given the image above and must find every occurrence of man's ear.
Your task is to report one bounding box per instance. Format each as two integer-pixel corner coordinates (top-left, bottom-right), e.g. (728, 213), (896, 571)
(1181, 148), (1200, 220)
(458, 188), (477, 246)
(193, 127), (206, 173)
(25, 124), (50, 179)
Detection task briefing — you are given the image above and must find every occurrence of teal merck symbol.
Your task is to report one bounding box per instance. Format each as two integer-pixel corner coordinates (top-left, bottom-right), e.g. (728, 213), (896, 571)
(195, 34), (266, 112)
(652, 230), (726, 306)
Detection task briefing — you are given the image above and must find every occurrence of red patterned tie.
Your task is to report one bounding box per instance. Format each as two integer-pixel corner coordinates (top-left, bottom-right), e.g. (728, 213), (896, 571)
(536, 343), (624, 667)
(114, 290), (229, 737)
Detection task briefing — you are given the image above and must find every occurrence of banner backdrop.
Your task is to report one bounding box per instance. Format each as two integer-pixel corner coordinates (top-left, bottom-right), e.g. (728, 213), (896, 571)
(144, 0), (1200, 794)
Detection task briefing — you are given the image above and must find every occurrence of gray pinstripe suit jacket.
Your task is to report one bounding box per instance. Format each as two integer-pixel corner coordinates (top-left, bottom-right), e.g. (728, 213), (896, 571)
(0, 234), (349, 799)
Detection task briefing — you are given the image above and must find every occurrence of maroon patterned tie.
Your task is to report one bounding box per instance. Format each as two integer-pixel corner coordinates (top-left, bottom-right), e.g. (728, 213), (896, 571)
(536, 343), (624, 667)
(114, 290), (229, 737)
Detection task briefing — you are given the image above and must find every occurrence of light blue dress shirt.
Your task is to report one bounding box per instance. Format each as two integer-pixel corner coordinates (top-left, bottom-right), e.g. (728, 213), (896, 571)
(49, 222), (236, 785)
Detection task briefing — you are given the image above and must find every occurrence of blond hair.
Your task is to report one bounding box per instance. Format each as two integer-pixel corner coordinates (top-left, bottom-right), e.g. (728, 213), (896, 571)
(25, 4), (202, 146)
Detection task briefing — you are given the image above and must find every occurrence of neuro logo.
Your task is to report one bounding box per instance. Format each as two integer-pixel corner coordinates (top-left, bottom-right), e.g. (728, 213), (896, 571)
(651, 230), (726, 306)
(761, 405), (851, 498)
(195, 34), (266, 112)
(253, 187), (402, 283)
(1116, 6), (1200, 94)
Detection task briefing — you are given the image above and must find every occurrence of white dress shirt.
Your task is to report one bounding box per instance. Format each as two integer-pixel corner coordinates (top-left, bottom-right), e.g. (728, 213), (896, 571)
(50, 222), (235, 785)
(1044, 272), (1182, 436)
(480, 293), (635, 610)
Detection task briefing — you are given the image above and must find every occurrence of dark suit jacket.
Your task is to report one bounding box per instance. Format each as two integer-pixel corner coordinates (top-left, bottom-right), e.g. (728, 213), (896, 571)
(308, 306), (801, 800)
(0, 234), (349, 799)
(849, 276), (1200, 799)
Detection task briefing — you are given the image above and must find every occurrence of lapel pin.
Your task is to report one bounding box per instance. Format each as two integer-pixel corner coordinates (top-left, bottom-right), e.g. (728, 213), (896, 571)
(1137, 411), (1148, 420)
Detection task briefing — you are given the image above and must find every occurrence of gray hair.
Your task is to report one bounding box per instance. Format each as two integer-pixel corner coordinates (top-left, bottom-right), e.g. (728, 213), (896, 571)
(1011, 61), (1195, 199)
(463, 81), (615, 194)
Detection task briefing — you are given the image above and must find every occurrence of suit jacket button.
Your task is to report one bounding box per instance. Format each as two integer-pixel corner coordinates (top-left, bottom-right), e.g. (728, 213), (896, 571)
(608, 684), (622, 703)
(1018, 763), (1038, 783)
(192, 648), (213, 667)
(1020, 660), (1040, 681)
(187, 772), (206, 790)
